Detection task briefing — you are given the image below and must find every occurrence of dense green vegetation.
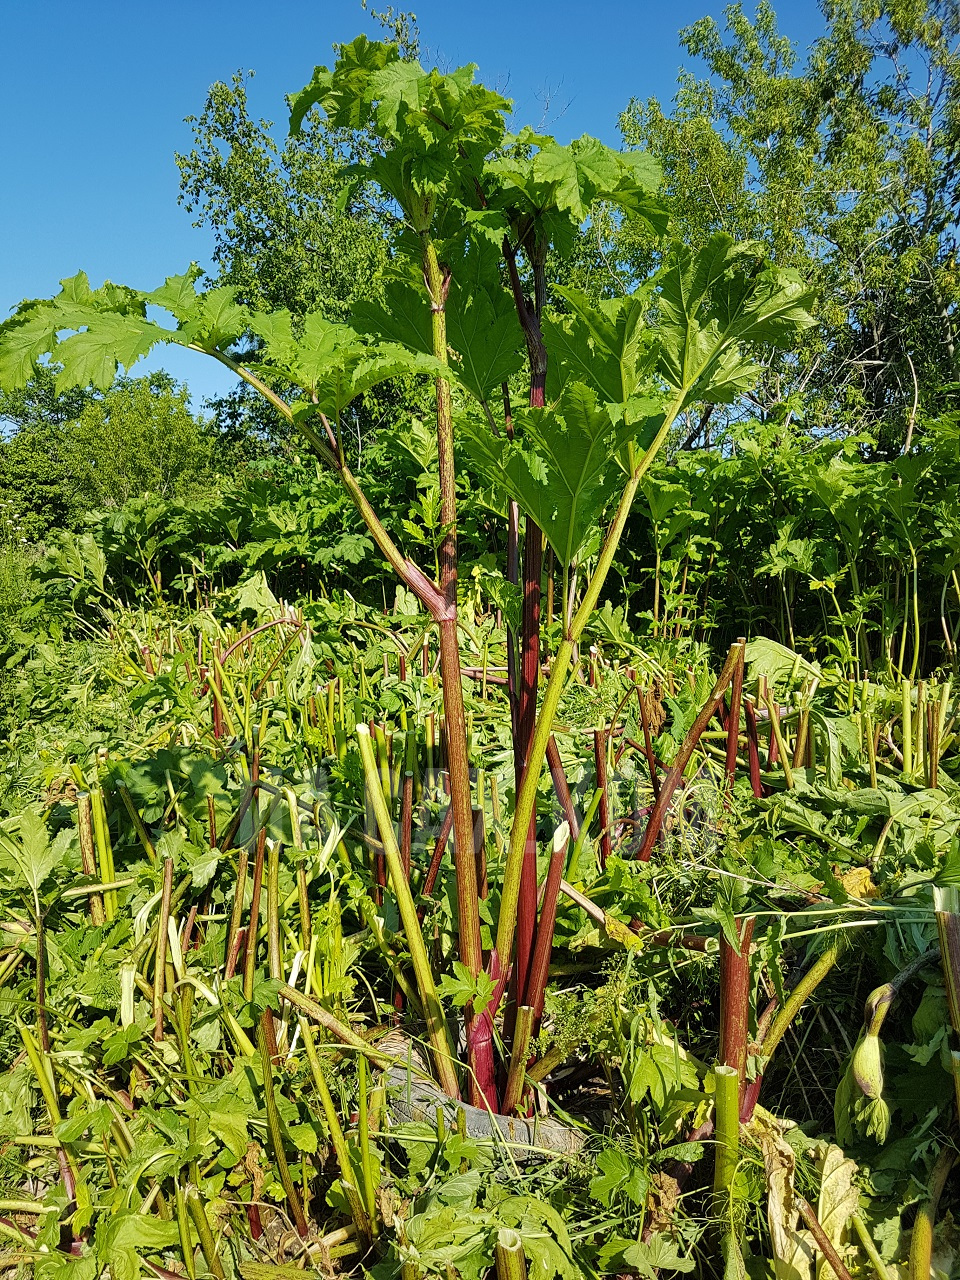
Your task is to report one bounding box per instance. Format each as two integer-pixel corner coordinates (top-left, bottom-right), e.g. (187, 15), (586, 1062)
(3, 4), (960, 1278)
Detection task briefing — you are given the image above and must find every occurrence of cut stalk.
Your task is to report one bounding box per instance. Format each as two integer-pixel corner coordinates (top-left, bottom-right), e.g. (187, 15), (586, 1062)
(243, 827), (267, 1001)
(495, 1227), (528, 1280)
(724, 638), (746, 789)
(637, 642), (744, 862)
(257, 1009), (308, 1236)
(184, 1184), (227, 1280)
(712, 1063), (740, 1200)
(523, 824), (570, 1027)
(502, 1006), (534, 1115)
(75, 793), (106, 926)
(357, 725), (460, 1099)
(593, 728), (612, 867)
(300, 1019), (372, 1241)
(719, 916), (755, 1091)
(153, 858), (174, 1042)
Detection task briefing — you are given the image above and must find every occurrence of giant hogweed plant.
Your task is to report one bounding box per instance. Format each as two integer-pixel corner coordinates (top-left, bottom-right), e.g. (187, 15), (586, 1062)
(0, 36), (814, 1111)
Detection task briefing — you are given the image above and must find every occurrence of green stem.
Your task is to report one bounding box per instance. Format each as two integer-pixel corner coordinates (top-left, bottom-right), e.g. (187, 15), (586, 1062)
(184, 1184), (227, 1280)
(908, 1145), (954, 1280)
(495, 1228), (529, 1280)
(760, 941), (842, 1063)
(357, 725), (460, 1098)
(494, 391), (686, 982)
(357, 1054), (378, 1238)
(712, 1064), (740, 1198)
(300, 1019), (372, 1241)
(257, 1009), (308, 1237)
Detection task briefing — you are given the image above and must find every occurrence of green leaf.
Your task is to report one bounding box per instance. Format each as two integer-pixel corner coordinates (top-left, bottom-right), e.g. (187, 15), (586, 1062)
(623, 1236), (696, 1279)
(438, 960), (496, 1015)
(462, 383), (663, 566)
(656, 232), (816, 405)
(589, 1146), (649, 1207)
(54, 313), (167, 390)
(545, 286), (656, 407)
(94, 1210), (183, 1280)
(0, 807), (71, 896)
(446, 242), (524, 400)
(289, 37), (401, 135)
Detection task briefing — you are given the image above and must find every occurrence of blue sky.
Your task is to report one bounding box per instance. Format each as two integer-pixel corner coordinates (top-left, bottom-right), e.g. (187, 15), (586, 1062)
(1, 0), (825, 407)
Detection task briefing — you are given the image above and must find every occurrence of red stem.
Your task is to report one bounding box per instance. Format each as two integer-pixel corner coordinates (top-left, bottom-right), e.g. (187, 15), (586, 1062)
(546, 735), (580, 840)
(719, 917), (755, 1094)
(724, 638), (745, 791)
(744, 699), (765, 798)
(524, 830), (570, 1027)
(637, 642), (744, 862)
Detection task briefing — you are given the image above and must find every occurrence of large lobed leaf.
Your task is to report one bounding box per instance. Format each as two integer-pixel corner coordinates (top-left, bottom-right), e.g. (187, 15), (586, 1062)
(656, 231), (817, 404)
(0, 269), (447, 425)
(462, 383), (663, 568)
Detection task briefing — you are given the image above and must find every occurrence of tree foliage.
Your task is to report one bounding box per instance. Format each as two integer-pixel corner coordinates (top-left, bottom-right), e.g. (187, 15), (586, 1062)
(619, 0), (960, 449)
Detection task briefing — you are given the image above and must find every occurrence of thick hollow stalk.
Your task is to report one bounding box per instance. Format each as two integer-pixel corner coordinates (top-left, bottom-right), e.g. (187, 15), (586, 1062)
(495, 1228), (528, 1280)
(593, 728), (612, 867)
(152, 858), (174, 1042)
(762, 684), (794, 788)
(301, 1019), (371, 1241)
(494, 393), (685, 988)
(546, 736), (580, 840)
(422, 234), (491, 1104)
(502, 1006), (534, 1115)
(357, 725), (460, 1099)
(744, 699), (764, 797)
(116, 785), (157, 863)
(90, 788), (117, 920)
(719, 917), (755, 1090)
(796, 1196), (853, 1280)
(724, 639), (746, 789)
(76, 793), (106, 927)
(243, 828), (267, 1002)
(184, 1184), (228, 1280)
(523, 824), (571, 1027)
(266, 839), (282, 984)
(712, 1064), (740, 1200)
(742, 939), (842, 1122)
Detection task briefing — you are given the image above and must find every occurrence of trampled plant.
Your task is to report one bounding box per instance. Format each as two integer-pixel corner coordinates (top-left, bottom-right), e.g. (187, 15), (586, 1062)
(0, 36), (814, 1118)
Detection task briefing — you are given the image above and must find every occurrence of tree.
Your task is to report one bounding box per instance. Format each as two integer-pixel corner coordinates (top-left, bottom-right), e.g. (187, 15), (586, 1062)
(63, 374), (217, 510)
(618, 0), (960, 452)
(0, 370), (100, 539)
(0, 373), (219, 538)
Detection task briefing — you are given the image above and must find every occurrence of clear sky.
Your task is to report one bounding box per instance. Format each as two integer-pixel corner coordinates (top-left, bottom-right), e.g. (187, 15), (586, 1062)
(1, 0), (826, 407)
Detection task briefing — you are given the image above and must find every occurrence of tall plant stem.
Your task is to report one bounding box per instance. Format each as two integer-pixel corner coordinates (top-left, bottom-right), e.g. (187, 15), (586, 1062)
(243, 828), (267, 1002)
(494, 391), (685, 988)
(796, 1197), (853, 1280)
(301, 1019), (372, 1242)
(76, 793), (105, 927)
(512, 525), (543, 1031)
(741, 938), (842, 1122)
(908, 1144), (955, 1280)
(152, 857), (174, 1042)
(421, 233), (491, 1106)
(724, 638), (746, 789)
(258, 1008), (309, 1236)
(713, 1064), (740, 1199)
(184, 1185), (228, 1280)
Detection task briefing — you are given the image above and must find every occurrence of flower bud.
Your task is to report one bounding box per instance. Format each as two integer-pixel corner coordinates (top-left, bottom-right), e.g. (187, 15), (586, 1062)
(851, 1032), (884, 1099)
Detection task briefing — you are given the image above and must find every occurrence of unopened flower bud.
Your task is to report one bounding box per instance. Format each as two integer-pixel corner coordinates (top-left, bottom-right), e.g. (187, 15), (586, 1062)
(852, 1032), (884, 1099)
